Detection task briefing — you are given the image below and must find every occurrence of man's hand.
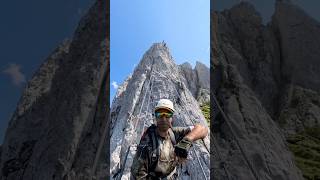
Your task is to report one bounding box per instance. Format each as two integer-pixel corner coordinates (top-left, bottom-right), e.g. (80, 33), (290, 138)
(176, 156), (187, 164)
(174, 138), (192, 159)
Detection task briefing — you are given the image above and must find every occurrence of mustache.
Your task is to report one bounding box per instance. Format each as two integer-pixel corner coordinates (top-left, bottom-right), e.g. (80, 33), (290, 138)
(157, 119), (172, 129)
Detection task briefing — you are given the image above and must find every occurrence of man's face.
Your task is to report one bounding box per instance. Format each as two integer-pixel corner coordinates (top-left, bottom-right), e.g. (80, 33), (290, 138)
(155, 109), (173, 132)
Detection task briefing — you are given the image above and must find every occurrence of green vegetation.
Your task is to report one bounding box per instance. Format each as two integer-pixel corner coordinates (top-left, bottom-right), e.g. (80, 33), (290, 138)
(200, 102), (210, 127)
(287, 127), (320, 180)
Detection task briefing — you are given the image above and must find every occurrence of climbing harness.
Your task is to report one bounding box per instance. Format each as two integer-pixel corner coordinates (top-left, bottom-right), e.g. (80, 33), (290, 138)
(146, 124), (177, 174)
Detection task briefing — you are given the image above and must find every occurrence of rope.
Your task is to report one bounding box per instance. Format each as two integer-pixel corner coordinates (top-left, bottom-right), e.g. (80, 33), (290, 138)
(178, 114), (208, 180)
(139, 75), (155, 138)
(134, 72), (153, 129)
(212, 95), (259, 180)
(116, 57), (156, 180)
(89, 73), (108, 180)
(90, 112), (109, 179)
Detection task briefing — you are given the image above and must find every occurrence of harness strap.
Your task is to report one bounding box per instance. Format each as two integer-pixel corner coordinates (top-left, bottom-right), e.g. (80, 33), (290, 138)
(148, 125), (159, 172)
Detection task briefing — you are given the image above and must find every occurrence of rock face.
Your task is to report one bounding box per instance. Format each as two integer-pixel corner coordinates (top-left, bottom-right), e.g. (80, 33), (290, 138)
(0, 0), (109, 179)
(271, 0), (320, 134)
(212, 65), (303, 180)
(272, 0), (320, 92)
(110, 43), (210, 180)
(212, 0), (320, 179)
(179, 61), (210, 105)
(215, 2), (279, 117)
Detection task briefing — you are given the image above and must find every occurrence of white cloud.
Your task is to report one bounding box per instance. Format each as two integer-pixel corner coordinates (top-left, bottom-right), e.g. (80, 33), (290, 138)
(2, 63), (26, 87)
(111, 81), (119, 89)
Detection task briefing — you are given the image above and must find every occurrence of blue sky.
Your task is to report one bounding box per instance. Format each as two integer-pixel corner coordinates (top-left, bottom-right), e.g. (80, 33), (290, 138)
(0, 0), (93, 143)
(213, 0), (320, 24)
(110, 0), (210, 103)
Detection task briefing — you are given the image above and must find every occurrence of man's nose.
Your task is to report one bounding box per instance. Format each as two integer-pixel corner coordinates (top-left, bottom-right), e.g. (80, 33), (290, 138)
(160, 116), (167, 121)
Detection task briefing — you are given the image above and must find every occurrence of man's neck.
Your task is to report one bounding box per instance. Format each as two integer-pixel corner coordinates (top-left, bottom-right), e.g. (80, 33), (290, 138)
(156, 128), (169, 138)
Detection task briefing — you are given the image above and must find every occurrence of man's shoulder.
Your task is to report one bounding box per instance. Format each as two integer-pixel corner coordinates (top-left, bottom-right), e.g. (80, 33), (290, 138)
(139, 131), (151, 145)
(138, 125), (156, 146)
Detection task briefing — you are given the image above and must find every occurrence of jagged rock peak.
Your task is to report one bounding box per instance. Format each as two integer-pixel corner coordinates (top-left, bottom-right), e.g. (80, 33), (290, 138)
(148, 42), (171, 53)
(227, 1), (263, 26)
(141, 42), (174, 64)
(272, 0), (320, 91)
(180, 62), (193, 69)
(178, 61), (210, 104)
(195, 61), (210, 89)
(195, 61), (207, 69)
(229, 1), (260, 15)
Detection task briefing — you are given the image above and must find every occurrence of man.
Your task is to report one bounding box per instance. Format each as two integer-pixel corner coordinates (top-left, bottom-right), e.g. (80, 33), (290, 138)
(131, 99), (208, 180)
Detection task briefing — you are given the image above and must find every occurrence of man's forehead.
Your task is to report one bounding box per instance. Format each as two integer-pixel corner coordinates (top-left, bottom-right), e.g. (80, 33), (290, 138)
(156, 109), (172, 113)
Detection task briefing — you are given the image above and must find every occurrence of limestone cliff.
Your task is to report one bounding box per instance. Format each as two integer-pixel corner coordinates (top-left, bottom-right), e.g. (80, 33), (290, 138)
(0, 0), (109, 179)
(212, 0), (320, 179)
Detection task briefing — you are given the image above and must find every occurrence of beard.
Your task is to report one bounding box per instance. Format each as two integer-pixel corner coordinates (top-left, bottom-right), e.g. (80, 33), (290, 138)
(157, 119), (172, 132)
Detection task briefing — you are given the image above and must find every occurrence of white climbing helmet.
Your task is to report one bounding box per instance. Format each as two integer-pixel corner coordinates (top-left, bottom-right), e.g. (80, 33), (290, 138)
(155, 99), (175, 113)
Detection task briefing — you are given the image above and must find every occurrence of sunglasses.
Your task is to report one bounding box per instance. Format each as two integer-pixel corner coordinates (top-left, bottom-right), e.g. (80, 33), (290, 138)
(155, 112), (173, 118)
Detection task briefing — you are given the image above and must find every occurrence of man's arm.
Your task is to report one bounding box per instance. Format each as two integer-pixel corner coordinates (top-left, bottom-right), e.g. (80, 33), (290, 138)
(174, 124), (208, 160)
(184, 123), (208, 142)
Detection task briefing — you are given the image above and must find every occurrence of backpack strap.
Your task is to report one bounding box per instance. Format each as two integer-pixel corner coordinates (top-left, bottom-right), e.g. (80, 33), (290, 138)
(147, 125), (159, 172)
(168, 128), (176, 145)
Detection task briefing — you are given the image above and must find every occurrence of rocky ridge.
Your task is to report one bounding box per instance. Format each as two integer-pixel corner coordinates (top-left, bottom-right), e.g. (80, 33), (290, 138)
(212, 0), (320, 179)
(179, 61), (210, 105)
